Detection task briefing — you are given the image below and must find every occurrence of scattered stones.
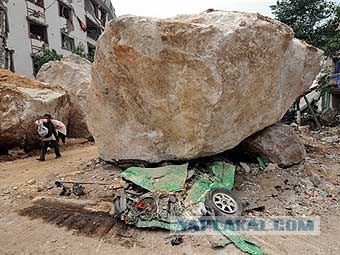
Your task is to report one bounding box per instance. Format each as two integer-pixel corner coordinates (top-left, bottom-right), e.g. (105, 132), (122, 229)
(285, 190), (298, 204)
(321, 135), (340, 143)
(300, 178), (314, 191)
(318, 181), (336, 193)
(36, 186), (44, 192)
(208, 235), (231, 248)
(240, 162), (251, 174)
(27, 179), (36, 185)
(310, 173), (322, 187)
(264, 163), (279, 172)
(305, 156), (320, 165)
(8, 147), (25, 157)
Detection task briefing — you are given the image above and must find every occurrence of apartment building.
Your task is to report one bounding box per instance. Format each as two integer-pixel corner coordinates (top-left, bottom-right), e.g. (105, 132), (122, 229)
(5, 0), (116, 77)
(0, 0), (14, 70)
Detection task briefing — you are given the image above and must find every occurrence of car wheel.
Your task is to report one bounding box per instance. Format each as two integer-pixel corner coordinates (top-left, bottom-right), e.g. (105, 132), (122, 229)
(205, 188), (242, 221)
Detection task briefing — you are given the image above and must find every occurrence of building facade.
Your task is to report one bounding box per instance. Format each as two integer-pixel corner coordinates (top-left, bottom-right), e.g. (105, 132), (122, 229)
(0, 0), (14, 71)
(5, 0), (115, 77)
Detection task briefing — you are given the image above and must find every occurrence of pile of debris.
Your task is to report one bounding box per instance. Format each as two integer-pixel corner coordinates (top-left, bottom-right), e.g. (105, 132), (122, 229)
(113, 162), (238, 226)
(51, 160), (263, 254)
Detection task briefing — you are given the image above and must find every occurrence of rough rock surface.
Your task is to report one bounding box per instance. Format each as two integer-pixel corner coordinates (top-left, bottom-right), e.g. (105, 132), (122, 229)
(88, 11), (322, 163)
(240, 123), (306, 167)
(37, 54), (91, 138)
(0, 68), (70, 150)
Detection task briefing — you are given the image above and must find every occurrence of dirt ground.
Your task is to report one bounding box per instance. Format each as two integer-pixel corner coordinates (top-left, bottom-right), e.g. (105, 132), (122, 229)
(0, 127), (339, 255)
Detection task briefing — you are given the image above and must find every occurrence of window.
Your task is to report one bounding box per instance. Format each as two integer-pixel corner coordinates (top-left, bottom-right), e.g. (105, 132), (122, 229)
(85, 0), (99, 18)
(58, 1), (72, 20)
(61, 32), (75, 51)
(27, 0), (44, 8)
(86, 17), (101, 41)
(29, 21), (48, 43)
(100, 8), (106, 27)
(87, 42), (95, 62)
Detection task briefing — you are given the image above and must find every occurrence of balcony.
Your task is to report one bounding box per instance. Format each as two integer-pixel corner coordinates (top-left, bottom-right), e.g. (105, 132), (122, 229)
(26, 1), (46, 24)
(61, 30), (75, 52)
(85, 0), (115, 26)
(27, 0), (44, 8)
(31, 38), (46, 54)
(85, 0), (99, 19)
(28, 21), (48, 54)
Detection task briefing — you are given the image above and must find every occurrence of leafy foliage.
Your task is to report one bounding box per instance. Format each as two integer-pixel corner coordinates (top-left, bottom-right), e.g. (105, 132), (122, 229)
(317, 6), (340, 56)
(33, 45), (95, 75)
(33, 48), (62, 75)
(317, 67), (334, 95)
(73, 45), (86, 58)
(73, 45), (95, 63)
(271, 0), (340, 56)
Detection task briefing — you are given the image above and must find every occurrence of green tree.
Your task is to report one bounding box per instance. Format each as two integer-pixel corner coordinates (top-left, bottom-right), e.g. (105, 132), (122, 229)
(73, 45), (95, 63)
(73, 45), (86, 58)
(271, 0), (340, 56)
(33, 48), (62, 75)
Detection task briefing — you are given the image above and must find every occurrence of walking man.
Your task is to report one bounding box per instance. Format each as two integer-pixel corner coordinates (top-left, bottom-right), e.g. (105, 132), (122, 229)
(35, 116), (67, 144)
(36, 114), (61, 161)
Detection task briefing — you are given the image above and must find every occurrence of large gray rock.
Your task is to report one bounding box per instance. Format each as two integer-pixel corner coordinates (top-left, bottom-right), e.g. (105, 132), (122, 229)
(240, 123), (306, 167)
(37, 54), (91, 138)
(87, 11), (322, 163)
(0, 68), (70, 150)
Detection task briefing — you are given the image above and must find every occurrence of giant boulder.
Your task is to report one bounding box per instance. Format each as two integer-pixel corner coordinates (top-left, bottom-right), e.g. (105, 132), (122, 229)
(87, 11), (322, 163)
(0, 68), (70, 150)
(37, 54), (91, 138)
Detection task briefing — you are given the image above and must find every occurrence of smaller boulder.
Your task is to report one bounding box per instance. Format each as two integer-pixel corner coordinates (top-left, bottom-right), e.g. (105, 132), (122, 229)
(310, 173), (322, 187)
(0, 68), (70, 150)
(240, 123), (306, 168)
(37, 54), (91, 138)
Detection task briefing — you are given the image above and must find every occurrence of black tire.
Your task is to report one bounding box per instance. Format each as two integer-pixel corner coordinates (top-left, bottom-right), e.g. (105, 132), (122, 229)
(205, 188), (242, 222)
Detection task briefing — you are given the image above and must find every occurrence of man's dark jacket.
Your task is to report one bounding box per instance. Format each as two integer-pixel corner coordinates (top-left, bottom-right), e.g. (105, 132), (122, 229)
(43, 121), (58, 140)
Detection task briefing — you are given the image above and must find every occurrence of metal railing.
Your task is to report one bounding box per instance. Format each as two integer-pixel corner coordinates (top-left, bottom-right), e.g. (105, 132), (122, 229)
(27, 6), (46, 23)
(26, 0), (45, 8)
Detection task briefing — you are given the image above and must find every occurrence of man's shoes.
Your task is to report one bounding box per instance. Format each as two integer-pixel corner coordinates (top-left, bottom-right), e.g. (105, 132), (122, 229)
(37, 158), (45, 161)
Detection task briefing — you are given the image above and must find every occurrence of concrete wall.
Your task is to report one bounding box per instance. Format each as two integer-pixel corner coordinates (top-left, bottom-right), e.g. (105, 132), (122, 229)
(45, 0), (88, 57)
(7, 0), (34, 77)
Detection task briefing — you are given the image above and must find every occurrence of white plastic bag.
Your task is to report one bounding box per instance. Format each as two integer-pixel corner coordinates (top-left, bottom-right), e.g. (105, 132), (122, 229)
(37, 126), (48, 137)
